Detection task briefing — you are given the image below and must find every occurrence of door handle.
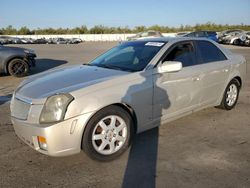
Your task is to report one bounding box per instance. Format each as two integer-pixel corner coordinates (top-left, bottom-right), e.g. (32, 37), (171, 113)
(192, 77), (200, 81)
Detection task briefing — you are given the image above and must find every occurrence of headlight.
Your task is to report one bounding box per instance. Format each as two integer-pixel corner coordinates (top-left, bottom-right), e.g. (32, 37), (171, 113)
(39, 94), (74, 123)
(24, 49), (35, 54)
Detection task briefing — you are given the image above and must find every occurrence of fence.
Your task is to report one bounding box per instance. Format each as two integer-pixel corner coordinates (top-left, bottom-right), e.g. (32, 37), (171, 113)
(2, 33), (177, 41)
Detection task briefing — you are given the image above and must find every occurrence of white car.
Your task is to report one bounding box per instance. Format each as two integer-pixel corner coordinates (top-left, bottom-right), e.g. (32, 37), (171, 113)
(11, 38), (246, 161)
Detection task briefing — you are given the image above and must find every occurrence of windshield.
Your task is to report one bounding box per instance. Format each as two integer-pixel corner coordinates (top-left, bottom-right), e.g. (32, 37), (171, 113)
(89, 41), (166, 72)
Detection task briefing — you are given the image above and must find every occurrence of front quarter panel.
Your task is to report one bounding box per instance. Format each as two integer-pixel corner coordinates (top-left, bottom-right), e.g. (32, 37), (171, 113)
(65, 71), (154, 133)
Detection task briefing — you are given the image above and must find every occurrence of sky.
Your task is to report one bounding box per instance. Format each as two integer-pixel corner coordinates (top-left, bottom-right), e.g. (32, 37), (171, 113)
(1, 0), (250, 29)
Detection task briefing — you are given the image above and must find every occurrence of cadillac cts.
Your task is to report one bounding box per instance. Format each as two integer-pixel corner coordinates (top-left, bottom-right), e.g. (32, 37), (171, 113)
(11, 38), (246, 161)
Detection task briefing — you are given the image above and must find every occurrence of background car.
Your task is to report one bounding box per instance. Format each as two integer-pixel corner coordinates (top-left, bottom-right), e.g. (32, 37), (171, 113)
(69, 38), (82, 44)
(0, 45), (36, 77)
(176, 32), (190, 37)
(244, 31), (250, 46)
(127, 30), (163, 41)
(218, 29), (244, 44)
(183, 31), (218, 42)
(33, 38), (48, 44)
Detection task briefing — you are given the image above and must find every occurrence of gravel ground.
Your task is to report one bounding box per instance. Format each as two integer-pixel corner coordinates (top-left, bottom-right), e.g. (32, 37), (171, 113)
(0, 43), (249, 188)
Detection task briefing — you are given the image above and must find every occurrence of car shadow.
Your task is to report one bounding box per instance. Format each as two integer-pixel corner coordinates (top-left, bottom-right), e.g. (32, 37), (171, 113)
(122, 127), (159, 188)
(0, 94), (12, 105)
(0, 59), (67, 77)
(122, 72), (170, 188)
(29, 58), (68, 75)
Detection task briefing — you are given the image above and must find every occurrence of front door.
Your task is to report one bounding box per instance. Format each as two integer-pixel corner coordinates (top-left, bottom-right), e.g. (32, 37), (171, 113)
(152, 41), (203, 122)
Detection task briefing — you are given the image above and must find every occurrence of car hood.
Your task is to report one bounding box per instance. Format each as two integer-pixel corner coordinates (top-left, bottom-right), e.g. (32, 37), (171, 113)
(0, 45), (24, 51)
(16, 65), (129, 100)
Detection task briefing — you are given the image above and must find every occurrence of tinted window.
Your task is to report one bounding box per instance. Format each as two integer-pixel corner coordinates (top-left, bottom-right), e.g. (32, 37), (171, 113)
(207, 31), (217, 36)
(196, 41), (227, 63)
(163, 42), (197, 67)
(148, 32), (156, 36)
(195, 32), (207, 37)
(185, 32), (195, 37)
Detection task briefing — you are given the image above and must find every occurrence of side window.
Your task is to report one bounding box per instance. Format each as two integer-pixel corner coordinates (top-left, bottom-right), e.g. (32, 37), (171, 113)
(162, 42), (197, 67)
(196, 32), (207, 37)
(186, 32), (195, 37)
(196, 41), (227, 63)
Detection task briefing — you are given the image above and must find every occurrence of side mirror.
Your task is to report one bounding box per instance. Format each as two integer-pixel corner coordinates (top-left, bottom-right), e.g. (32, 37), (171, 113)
(158, 61), (182, 73)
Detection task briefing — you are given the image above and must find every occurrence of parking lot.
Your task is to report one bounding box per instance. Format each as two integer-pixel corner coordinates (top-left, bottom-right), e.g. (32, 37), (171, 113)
(0, 43), (250, 188)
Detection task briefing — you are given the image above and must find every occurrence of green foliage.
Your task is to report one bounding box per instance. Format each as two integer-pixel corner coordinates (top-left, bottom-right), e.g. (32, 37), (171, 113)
(1, 23), (250, 35)
(18, 26), (32, 35)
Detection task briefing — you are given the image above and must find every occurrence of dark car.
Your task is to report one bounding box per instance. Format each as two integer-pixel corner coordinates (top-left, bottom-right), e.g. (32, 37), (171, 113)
(55, 38), (69, 44)
(34, 38), (48, 44)
(0, 45), (36, 77)
(183, 31), (218, 42)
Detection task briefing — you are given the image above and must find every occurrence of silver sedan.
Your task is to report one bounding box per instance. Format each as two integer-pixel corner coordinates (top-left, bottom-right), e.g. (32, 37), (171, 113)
(10, 38), (247, 161)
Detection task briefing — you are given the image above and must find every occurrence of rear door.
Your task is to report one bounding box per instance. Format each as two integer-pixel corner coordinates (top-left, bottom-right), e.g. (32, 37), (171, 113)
(194, 40), (231, 106)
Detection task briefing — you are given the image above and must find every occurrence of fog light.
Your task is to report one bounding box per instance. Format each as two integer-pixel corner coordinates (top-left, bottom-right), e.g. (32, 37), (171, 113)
(38, 136), (48, 151)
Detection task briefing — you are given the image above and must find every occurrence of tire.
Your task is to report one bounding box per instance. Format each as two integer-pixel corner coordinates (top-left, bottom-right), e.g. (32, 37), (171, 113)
(8, 58), (29, 77)
(82, 105), (134, 161)
(218, 79), (240, 110)
(233, 39), (240, 45)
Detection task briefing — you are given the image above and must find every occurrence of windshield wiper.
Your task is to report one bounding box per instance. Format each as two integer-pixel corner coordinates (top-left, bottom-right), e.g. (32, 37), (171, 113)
(82, 63), (92, 66)
(96, 64), (133, 72)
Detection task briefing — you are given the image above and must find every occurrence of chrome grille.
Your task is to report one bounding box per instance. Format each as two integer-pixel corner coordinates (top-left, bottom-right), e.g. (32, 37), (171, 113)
(11, 97), (31, 120)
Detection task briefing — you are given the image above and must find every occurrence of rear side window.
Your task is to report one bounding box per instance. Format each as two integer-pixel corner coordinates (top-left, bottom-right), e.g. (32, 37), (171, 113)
(163, 42), (197, 67)
(185, 32), (195, 37)
(196, 41), (227, 63)
(207, 31), (217, 36)
(195, 32), (207, 37)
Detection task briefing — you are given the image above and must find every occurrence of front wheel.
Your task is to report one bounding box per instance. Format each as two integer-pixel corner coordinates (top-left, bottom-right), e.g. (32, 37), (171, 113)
(8, 58), (29, 77)
(82, 105), (133, 161)
(218, 79), (240, 110)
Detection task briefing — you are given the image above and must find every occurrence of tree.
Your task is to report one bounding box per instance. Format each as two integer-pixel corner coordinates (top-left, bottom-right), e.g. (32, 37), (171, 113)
(1, 23), (250, 35)
(18, 26), (31, 35)
(89, 25), (105, 34)
(3, 25), (17, 35)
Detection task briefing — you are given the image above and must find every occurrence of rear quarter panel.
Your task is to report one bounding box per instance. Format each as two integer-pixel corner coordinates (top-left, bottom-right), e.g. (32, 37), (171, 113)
(215, 53), (247, 105)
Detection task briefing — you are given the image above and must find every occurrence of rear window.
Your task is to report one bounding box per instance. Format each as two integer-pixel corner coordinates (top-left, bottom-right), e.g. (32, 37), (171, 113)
(196, 41), (227, 63)
(185, 32), (195, 37)
(207, 31), (217, 36)
(195, 32), (207, 37)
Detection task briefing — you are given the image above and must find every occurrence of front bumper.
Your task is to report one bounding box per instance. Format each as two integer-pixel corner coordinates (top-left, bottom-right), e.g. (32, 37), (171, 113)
(25, 53), (36, 67)
(12, 112), (93, 157)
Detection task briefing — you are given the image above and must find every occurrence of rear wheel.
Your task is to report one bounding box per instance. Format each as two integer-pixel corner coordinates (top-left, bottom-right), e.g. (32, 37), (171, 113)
(82, 105), (133, 161)
(218, 79), (240, 110)
(8, 58), (29, 77)
(233, 39), (240, 45)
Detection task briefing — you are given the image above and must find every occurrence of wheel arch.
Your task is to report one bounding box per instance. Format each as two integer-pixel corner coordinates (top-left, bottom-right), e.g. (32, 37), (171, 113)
(4, 56), (25, 74)
(80, 103), (138, 149)
(233, 76), (242, 88)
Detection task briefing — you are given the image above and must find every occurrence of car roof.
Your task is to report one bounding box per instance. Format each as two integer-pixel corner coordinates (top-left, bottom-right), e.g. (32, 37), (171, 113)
(128, 37), (213, 43)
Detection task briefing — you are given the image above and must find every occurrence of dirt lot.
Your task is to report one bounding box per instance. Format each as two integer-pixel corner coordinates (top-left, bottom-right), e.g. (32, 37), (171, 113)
(0, 43), (249, 188)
